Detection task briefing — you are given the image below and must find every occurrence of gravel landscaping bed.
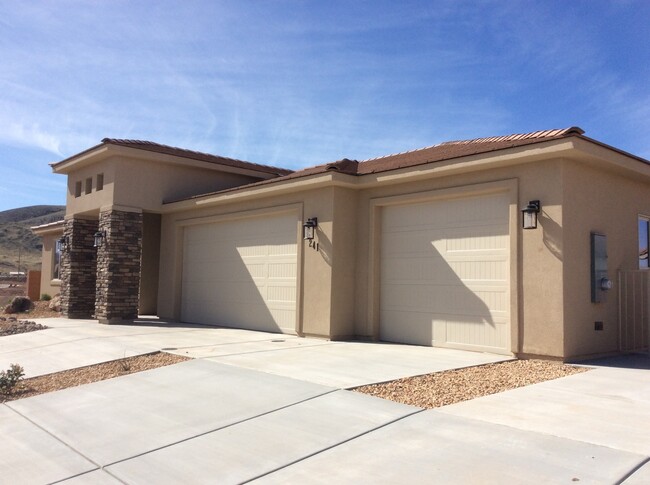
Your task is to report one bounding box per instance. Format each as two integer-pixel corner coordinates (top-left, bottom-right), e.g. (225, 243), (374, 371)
(354, 359), (589, 409)
(1, 300), (62, 321)
(14, 300), (61, 318)
(0, 318), (48, 336)
(18, 300), (62, 319)
(0, 352), (191, 403)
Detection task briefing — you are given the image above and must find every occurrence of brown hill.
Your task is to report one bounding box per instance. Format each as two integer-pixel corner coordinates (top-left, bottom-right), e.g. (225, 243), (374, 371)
(0, 205), (65, 273)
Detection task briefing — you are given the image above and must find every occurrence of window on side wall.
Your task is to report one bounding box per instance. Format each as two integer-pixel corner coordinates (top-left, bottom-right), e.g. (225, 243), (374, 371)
(97, 173), (104, 191)
(639, 216), (649, 269)
(74, 181), (82, 198)
(85, 177), (92, 194)
(53, 238), (62, 280)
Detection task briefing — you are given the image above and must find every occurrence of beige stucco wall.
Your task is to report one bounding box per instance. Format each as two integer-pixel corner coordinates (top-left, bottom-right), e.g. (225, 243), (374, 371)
(329, 187), (359, 339)
(65, 160), (115, 216)
(140, 213), (161, 315)
(65, 156), (261, 216)
(562, 160), (650, 359)
(111, 158), (260, 212)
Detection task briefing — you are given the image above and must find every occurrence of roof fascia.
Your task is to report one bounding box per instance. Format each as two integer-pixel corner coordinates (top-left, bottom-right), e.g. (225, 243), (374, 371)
(567, 136), (650, 181)
(31, 220), (65, 235)
(51, 144), (280, 180)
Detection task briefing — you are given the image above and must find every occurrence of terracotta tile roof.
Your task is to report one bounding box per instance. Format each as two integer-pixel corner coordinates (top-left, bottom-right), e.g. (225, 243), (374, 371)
(284, 127), (584, 179)
(100, 138), (292, 176)
(354, 127), (585, 174)
(171, 127), (585, 203)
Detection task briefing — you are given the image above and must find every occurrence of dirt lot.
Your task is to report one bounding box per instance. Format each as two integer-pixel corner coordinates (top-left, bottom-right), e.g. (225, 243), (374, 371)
(0, 283), (26, 307)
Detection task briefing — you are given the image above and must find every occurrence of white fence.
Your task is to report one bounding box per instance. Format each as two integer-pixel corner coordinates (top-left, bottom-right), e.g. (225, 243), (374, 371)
(618, 270), (650, 352)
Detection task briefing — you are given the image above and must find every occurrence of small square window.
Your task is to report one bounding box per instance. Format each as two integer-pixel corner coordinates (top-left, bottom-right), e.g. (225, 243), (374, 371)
(96, 173), (104, 191)
(85, 177), (92, 195)
(639, 216), (649, 269)
(74, 181), (82, 198)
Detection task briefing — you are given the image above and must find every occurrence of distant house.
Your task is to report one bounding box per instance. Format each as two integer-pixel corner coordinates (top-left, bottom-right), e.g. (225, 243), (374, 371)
(33, 128), (650, 360)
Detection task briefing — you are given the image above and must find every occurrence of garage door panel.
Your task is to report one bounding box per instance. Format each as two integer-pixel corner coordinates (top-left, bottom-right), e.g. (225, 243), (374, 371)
(446, 320), (508, 349)
(380, 193), (510, 353)
(383, 194), (507, 226)
(267, 285), (297, 303)
(382, 227), (508, 259)
(382, 284), (504, 317)
(380, 310), (435, 344)
(382, 256), (507, 284)
(181, 213), (298, 333)
(268, 262), (297, 278)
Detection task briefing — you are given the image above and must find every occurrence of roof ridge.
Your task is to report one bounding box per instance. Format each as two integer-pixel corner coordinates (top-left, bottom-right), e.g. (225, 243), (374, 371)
(101, 138), (292, 175)
(439, 126), (584, 146)
(359, 127), (584, 163)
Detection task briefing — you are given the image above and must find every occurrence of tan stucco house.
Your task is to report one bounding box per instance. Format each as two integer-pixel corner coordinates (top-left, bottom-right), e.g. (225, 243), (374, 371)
(32, 127), (650, 360)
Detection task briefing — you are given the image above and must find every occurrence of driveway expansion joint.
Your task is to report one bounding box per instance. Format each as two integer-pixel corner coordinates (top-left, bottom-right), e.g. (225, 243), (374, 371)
(4, 402), (102, 470)
(615, 456), (650, 485)
(239, 407), (426, 484)
(101, 388), (340, 469)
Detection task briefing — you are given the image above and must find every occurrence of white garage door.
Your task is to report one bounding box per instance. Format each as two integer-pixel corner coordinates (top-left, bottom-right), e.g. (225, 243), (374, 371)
(380, 193), (510, 353)
(181, 212), (298, 333)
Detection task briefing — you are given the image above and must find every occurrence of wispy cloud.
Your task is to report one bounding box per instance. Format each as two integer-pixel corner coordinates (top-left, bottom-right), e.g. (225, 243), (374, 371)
(0, 0), (648, 211)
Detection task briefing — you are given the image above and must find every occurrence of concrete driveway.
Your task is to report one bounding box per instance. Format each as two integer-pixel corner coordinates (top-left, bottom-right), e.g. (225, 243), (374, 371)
(2, 318), (650, 484)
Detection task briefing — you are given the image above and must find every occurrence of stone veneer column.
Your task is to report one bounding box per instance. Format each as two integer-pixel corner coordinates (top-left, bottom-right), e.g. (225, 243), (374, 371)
(95, 209), (143, 323)
(61, 218), (98, 318)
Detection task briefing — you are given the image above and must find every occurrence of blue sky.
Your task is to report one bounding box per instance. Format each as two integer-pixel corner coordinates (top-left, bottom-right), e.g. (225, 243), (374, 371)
(0, 0), (648, 211)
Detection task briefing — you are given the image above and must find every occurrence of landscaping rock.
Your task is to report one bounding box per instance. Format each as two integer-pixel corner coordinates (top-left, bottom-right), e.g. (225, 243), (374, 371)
(4, 296), (34, 314)
(48, 294), (62, 312)
(0, 319), (48, 337)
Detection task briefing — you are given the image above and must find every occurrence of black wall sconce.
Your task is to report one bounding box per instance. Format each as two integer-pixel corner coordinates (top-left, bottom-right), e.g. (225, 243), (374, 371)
(56, 235), (69, 252)
(93, 230), (106, 248)
(521, 200), (541, 230)
(303, 217), (318, 248)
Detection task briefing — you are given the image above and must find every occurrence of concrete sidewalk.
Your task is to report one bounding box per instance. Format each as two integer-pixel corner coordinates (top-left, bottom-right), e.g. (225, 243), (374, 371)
(2, 318), (650, 484)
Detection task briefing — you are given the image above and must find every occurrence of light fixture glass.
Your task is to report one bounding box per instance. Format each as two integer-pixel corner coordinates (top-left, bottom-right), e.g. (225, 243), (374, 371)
(93, 230), (106, 248)
(521, 200), (541, 230)
(303, 217), (318, 240)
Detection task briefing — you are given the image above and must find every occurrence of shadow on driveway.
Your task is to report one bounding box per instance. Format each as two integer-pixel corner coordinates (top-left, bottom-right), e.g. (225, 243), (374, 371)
(579, 353), (650, 370)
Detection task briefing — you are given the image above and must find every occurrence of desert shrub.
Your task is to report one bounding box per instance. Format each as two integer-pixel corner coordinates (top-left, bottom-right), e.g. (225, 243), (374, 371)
(0, 364), (24, 393)
(41, 294), (52, 301)
(4, 296), (34, 313)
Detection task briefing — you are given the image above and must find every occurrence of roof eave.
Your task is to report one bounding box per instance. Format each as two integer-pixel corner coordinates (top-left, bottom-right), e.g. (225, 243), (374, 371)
(31, 219), (65, 235)
(161, 135), (650, 211)
(50, 143), (284, 180)
(161, 172), (358, 213)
